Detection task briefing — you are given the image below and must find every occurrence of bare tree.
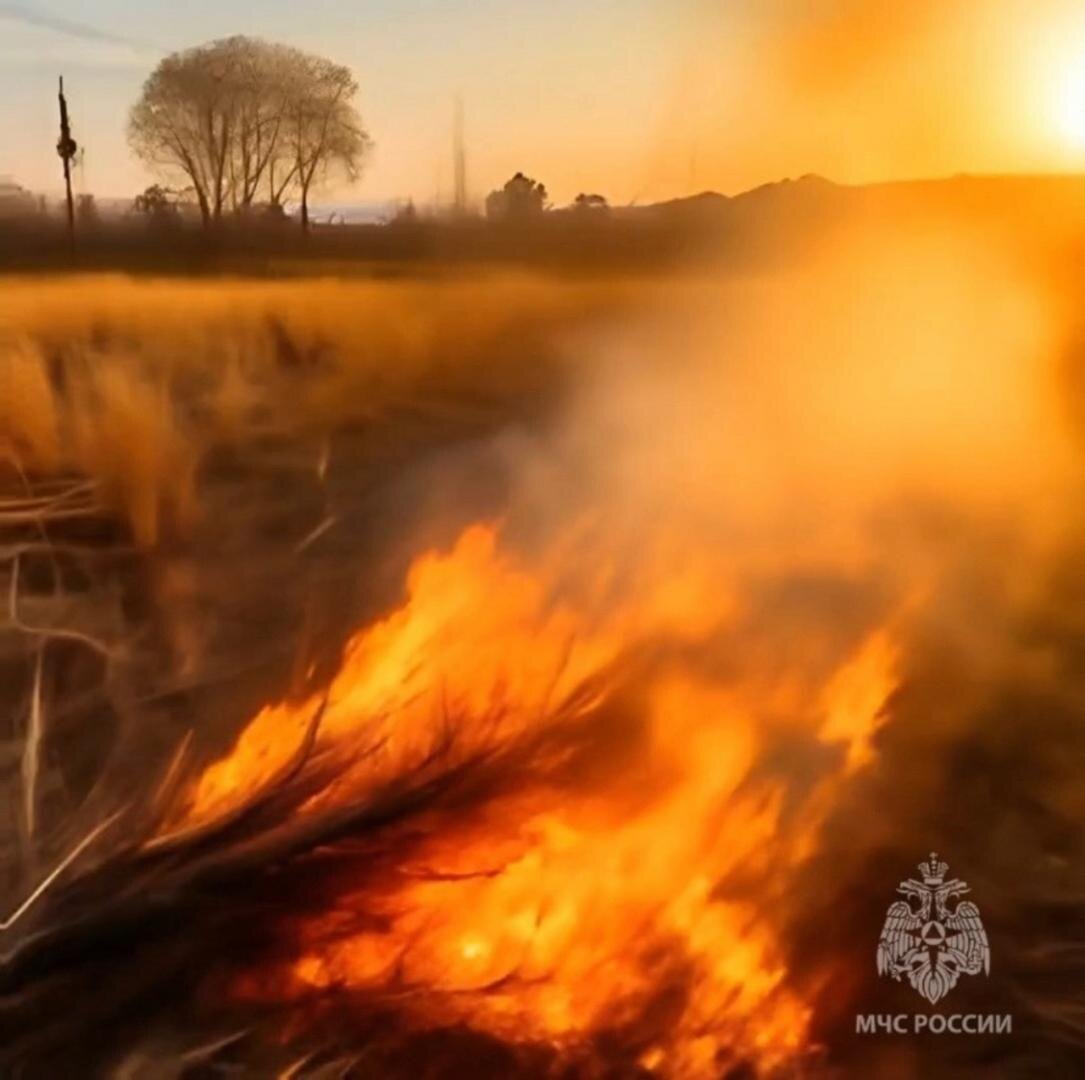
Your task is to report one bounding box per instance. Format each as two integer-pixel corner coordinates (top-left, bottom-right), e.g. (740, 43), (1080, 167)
(128, 38), (241, 226)
(128, 37), (370, 230)
(224, 38), (290, 213)
(283, 56), (371, 232)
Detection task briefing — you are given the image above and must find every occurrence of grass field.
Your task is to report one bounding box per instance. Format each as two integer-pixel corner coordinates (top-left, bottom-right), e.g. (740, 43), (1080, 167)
(1, 238), (1084, 1075)
(0, 273), (650, 542)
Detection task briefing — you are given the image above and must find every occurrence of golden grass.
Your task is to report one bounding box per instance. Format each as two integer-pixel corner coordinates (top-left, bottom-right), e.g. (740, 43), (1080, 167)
(0, 272), (642, 545)
(0, 340), (61, 472)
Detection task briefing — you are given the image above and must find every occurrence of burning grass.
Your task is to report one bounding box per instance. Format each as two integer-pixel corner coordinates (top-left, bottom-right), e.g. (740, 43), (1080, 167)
(2, 234), (1085, 1077)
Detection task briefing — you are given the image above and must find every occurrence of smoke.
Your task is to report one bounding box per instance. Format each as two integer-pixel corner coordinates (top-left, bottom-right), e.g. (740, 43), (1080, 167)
(130, 209), (1079, 1072)
(501, 219), (1072, 579)
(516, 221), (1082, 1071)
(655, 0), (1084, 193)
(401, 215), (1084, 1071)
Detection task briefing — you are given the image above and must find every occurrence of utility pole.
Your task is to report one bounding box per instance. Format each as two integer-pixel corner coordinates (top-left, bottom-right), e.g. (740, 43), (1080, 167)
(57, 76), (78, 252)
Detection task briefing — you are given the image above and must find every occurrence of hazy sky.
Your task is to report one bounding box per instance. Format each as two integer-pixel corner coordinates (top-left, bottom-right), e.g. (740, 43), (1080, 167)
(4, 0), (1085, 206)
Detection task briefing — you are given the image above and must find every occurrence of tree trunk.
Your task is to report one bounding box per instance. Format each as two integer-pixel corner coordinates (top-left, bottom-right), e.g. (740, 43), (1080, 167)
(195, 188), (211, 229)
(298, 156), (319, 233)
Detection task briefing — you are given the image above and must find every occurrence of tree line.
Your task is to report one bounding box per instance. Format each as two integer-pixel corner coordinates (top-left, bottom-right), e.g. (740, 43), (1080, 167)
(126, 35), (611, 233)
(128, 36), (370, 231)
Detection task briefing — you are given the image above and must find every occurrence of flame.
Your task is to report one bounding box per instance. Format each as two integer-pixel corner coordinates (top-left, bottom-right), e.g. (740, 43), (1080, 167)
(180, 524), (622, 827)
(172, 522), (900, 1075)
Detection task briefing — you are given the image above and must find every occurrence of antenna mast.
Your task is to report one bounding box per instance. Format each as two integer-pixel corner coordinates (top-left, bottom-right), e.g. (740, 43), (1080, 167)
(57, 76), (78, 251)
(453, 94), (467, 216)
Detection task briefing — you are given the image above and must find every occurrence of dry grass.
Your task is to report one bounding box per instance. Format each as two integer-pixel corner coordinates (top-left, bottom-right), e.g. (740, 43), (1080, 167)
(0, 272), (639, 545)
(0, 269), (647, 901)
(0, 268), (644, 875)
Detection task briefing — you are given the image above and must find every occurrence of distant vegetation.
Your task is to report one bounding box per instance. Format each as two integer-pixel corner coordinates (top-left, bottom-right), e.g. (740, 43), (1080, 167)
(485, 172), (549, 221)
(7, 173), (1085, 277)
(128, 36), (372, 231)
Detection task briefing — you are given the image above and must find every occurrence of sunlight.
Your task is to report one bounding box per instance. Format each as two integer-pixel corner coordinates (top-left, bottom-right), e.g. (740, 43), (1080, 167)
(1056, 64), (1085, 146)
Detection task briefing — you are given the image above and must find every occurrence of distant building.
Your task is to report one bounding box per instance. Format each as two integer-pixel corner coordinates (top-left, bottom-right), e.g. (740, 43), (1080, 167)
(0, 177), (37, 217)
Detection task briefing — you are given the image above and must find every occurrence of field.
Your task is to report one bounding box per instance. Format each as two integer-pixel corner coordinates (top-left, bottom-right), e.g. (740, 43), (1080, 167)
(1, 224), (1084, 1076)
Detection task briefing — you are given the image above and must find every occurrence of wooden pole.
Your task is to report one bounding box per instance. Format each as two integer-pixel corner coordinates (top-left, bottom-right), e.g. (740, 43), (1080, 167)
(57, 76), (77, 253)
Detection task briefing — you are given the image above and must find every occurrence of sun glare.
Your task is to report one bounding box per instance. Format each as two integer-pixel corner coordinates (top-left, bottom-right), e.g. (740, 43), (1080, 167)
(1057, 65), (1085, 145)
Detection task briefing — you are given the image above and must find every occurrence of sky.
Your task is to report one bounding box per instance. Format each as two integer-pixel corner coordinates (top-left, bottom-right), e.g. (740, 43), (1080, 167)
(4, 0), (1085, 207)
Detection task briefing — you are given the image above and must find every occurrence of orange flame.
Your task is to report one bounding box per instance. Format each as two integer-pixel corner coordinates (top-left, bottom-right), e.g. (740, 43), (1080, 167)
(172, 522), (900, 1075)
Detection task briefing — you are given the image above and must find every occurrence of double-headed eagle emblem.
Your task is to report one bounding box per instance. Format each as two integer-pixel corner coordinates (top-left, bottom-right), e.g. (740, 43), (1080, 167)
(876, 853), (990, 1004)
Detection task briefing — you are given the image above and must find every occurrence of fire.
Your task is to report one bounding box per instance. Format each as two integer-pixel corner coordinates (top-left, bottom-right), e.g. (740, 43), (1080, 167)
(170, 521), (900, 1075)
(179, 524), (621, 827)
